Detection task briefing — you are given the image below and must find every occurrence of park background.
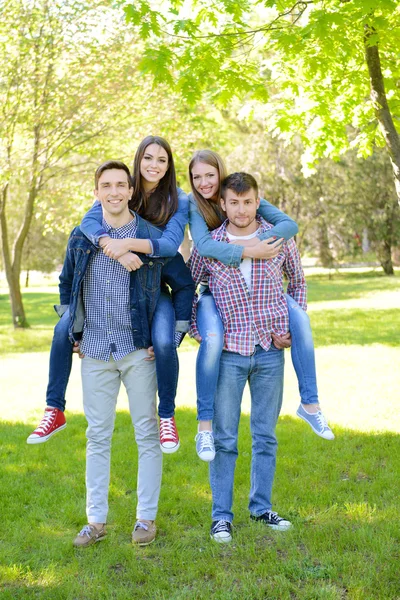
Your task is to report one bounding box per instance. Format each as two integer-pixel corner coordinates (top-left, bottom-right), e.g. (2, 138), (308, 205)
(0, 1), (399, 598)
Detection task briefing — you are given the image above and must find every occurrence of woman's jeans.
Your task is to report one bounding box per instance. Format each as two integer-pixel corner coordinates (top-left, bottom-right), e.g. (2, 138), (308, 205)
(195, 291), (319, 421)
(196, 289), (224, 421)
(46, 294), (180, 418)
(151, 292), (179, 419)
(46, 309), (73, 411)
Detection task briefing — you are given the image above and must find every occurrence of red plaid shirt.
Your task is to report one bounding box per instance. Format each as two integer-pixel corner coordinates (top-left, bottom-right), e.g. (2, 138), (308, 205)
(189, 216), (307, 356)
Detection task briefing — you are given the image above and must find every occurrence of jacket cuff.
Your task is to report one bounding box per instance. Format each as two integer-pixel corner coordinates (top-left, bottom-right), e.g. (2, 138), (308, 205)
(175, 320), (189, 333)
(54, 304), (69, 318)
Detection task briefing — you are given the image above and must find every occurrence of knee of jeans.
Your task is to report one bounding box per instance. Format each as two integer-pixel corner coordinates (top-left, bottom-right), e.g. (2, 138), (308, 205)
(201, 329), (224, 356)
(152, 332), (174, 355)
(288, 301), (310, 327)
(54, 313), (70, 337)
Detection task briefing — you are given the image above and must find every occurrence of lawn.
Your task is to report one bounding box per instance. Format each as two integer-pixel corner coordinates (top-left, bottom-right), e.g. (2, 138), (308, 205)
(1, 269), (400, 599)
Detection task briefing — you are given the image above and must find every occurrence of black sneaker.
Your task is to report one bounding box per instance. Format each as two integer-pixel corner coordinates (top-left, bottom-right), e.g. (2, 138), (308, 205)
(210, 520), (232, 543)
(250, 511), (291, 531)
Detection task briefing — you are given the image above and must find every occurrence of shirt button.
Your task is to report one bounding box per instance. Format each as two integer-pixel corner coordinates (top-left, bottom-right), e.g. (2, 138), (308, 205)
(86, 250), (90, 254)
(148, 261), (153, 266)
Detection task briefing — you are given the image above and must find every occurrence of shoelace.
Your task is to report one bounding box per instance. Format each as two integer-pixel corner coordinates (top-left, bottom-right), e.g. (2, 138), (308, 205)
(134, 521), (149, 532)
(266, 511), (281, 523)
(213, 520), (230, 533)
(79, 525), (94, 537)
(35, 410), (56, 433)
(315, 411), (329, 431)
(160, 419), (177, 440)
(197, 431), (213, 451)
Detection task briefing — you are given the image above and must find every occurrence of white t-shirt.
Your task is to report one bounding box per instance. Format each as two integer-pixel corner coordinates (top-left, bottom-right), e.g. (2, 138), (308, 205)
(226, 228), (260, 293)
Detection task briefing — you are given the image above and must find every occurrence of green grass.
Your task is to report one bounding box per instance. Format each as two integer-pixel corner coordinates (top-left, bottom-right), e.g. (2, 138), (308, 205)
(1, 269), (400, 598)
(1, 269), (399, 354)
(1, 410), (399, 599)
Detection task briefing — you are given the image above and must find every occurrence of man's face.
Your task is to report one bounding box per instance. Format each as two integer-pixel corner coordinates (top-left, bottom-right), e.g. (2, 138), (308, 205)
(94, 169), (132, 217)
(220, 188), (260, 231)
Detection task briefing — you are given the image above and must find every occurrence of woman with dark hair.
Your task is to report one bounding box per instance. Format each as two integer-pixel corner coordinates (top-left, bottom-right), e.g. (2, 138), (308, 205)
(27, 136), (194, 455)
(188, 150), (334, 463)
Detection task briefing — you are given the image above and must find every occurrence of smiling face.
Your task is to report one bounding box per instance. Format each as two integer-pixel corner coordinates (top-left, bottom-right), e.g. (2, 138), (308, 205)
(94, 168), (132, 221)
(140, 143), (169, 191)
(190, 161), (220, 202)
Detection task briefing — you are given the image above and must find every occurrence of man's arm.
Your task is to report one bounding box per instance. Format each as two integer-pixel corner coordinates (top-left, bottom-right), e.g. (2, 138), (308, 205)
(282, 239), (307, 310)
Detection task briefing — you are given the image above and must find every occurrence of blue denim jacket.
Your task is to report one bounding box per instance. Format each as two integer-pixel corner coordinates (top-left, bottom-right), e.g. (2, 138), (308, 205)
(57, 213), (194, 346)
(81, 187), (189, 257)
(189, 193), (299, 268)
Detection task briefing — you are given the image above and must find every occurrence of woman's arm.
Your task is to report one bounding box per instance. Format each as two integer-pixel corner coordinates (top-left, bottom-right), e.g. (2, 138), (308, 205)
(189, 195), (244, 267)
(189, 195), (284, 265)
(257, 198), (298, 241)
(101, 187), (189, 259)
(80, 200), (106, 245)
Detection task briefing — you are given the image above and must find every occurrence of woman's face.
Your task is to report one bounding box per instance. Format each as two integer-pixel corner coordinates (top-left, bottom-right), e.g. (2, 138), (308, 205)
(140, 143), (169, 190)
(191, 162), (220, 201)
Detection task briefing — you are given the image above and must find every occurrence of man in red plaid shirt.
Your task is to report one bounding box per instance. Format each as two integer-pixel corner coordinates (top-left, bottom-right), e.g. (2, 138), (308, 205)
(189, 172), (307, 543)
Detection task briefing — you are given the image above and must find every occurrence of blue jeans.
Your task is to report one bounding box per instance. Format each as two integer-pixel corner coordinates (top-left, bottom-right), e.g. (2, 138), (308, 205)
(195, 291), (318, 420)
(285, 294), (318, 405)
(46, 309), (73, 411)
(195, 289), (224, 421)
(45, 294), (179, 418)
(210, 345), (284, 522)
(151, 292), (178, 419)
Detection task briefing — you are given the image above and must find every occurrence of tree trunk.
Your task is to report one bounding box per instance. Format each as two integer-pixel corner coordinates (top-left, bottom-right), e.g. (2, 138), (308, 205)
(364, 25), (400, 206)
(376, 239), (394, 275)
(317, 217), (334, 269)
(0, 184), (29, 327)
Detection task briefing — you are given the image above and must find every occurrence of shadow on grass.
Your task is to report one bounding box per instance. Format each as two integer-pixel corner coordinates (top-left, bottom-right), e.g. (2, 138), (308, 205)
(0, 408), (399, 599)
(306, 270), (400, 303)
(0, 292), (59, 328)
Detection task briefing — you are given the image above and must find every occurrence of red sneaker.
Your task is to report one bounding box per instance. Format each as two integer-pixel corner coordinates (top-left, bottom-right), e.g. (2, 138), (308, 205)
(27, 408), (67, 444)
(159, 416), (180, 454)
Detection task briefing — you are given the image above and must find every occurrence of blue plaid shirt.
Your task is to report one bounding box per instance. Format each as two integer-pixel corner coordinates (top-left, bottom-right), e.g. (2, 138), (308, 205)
(80, 215), (138, 361)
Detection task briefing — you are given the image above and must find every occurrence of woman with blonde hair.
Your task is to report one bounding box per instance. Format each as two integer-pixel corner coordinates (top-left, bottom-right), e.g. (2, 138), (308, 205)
(188, 150), (334, 462)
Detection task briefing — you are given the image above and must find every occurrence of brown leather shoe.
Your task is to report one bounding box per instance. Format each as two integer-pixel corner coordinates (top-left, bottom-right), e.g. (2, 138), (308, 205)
(73, 524), (106, 548)
(132, 520), (156, 546)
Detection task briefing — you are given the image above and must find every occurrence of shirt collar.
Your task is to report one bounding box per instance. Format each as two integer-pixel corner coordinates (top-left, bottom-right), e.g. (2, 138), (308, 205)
(102, 212), (137, 235)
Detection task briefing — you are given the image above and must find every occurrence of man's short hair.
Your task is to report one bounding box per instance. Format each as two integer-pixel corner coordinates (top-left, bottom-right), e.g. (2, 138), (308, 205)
(94, 160), (132, 189)
(221, 172), (258, 199)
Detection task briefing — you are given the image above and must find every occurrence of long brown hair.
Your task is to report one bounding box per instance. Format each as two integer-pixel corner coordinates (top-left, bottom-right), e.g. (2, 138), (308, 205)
(188, 150), (227, 230)
(130, 135), (178, 226)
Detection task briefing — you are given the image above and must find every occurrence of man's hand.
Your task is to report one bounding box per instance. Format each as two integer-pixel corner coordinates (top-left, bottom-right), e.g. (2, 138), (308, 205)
(271, 332), (292, 349)
(117, 252), (143, 272)
(244, 238), (283, 260)
(72, 341), (85, 358)
(102, 238), (130, 260)
(145, 346), (155, 361)
(193, 334), (202, 344)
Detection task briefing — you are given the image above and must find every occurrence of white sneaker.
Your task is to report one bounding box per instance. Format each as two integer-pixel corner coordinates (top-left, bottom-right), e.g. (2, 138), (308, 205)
(195, 430), (215, 461)
(296, 404), (335, 440)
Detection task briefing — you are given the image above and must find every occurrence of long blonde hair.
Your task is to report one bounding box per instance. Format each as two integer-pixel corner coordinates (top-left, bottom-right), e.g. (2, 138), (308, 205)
(188, 150), (227, 230)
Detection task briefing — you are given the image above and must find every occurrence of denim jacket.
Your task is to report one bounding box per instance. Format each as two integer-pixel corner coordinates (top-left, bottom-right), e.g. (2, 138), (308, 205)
(56, 213), (194, 346)
(81, 187), (189, 257)
(189, 193), (299, 268)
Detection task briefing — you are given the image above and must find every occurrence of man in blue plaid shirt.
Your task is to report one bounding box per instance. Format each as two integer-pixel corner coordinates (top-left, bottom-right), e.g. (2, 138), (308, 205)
(63, 161), (164, 548)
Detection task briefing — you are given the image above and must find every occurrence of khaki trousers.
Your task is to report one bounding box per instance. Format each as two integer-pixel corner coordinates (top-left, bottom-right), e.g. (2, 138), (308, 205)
(81, 350), (162, 524)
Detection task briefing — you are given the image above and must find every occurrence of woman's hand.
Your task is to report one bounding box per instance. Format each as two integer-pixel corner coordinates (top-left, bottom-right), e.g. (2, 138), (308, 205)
(243, 238), (283, 260)
(102, 238), (131, 259)
(117, 252), (143, 272)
